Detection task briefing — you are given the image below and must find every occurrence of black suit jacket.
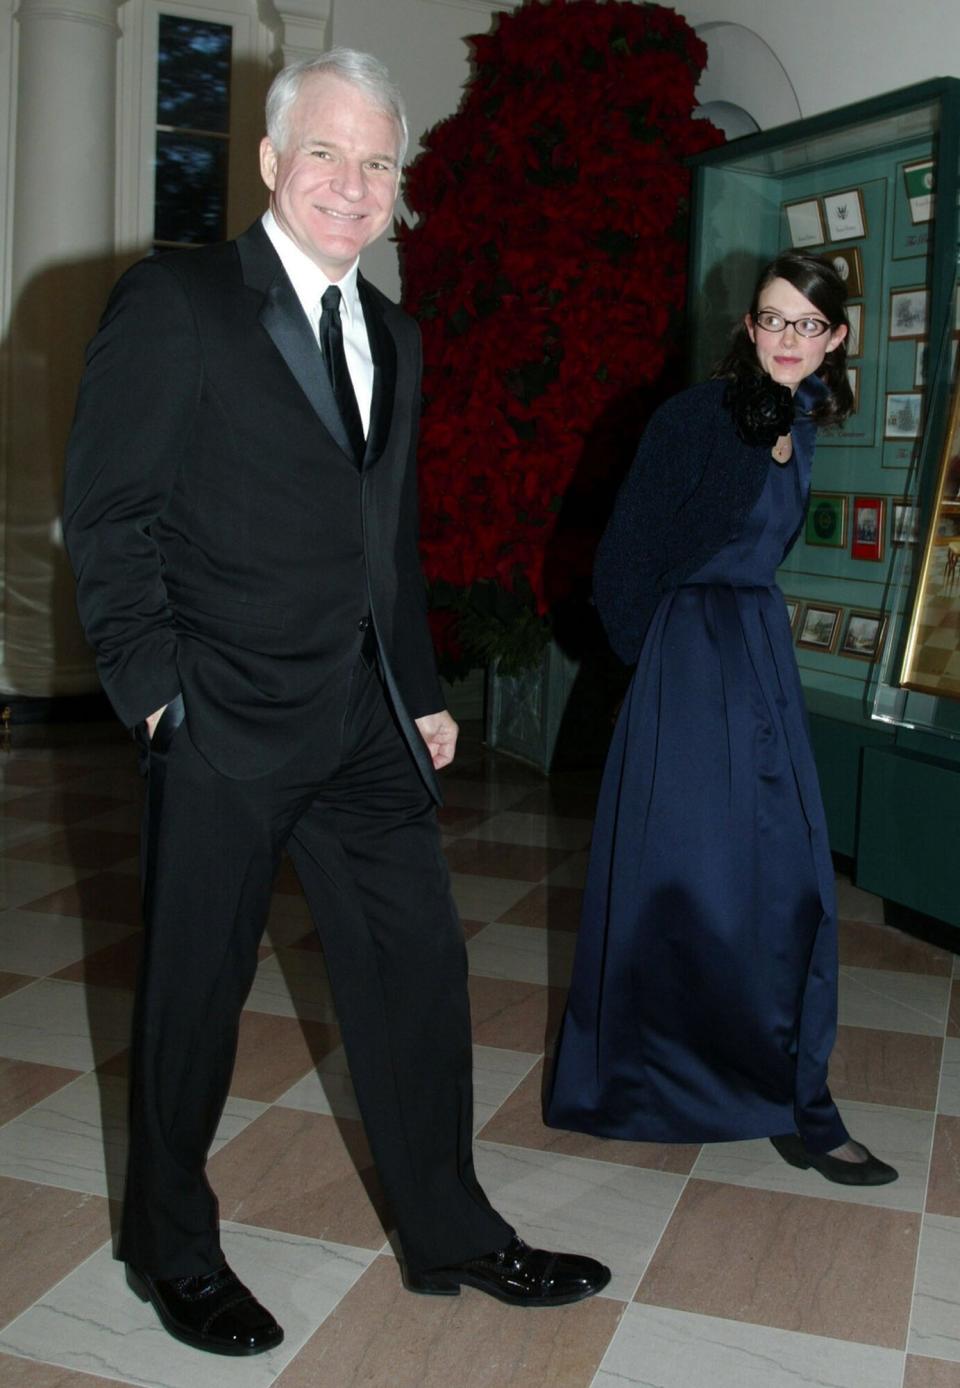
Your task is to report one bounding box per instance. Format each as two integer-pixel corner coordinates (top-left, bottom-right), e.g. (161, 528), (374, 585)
(64, 221), (443, 793)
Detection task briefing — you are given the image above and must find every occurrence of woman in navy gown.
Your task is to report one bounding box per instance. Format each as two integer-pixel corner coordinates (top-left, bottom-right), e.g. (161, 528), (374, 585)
(546, 251), (897, 1185)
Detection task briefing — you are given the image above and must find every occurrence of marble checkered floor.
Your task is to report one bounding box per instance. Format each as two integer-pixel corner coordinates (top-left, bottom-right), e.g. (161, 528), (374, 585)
(1, 718), (960, 1388)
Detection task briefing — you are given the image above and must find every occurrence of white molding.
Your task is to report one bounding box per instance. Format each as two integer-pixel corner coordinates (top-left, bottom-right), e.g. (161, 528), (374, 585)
(419, 0), (515, 13)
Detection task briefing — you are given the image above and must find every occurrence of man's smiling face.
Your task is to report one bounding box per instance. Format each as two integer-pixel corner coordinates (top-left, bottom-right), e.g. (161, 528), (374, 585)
(259, 73), (401, 280)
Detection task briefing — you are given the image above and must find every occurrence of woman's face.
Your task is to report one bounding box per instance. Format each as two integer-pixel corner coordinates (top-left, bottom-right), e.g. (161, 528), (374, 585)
(745, 276), (847, 392)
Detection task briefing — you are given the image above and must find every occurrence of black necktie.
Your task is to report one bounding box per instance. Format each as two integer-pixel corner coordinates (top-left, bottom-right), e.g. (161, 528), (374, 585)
(319, 285), (366, 464)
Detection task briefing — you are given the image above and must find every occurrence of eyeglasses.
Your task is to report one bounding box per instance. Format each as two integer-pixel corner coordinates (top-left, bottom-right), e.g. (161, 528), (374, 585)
(754, 311), (832, 339)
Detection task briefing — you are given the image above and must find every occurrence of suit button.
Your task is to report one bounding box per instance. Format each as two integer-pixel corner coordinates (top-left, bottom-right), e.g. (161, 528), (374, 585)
(357, 616), (370, 631)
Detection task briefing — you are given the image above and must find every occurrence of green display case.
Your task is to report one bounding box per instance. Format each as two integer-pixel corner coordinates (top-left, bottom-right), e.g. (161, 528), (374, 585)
(686, 79), (960, 926)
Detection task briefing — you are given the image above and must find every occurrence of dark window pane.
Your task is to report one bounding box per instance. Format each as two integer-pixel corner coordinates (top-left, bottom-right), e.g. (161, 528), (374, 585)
(157, 15), (231, 133)
(154, 134), (228, 243)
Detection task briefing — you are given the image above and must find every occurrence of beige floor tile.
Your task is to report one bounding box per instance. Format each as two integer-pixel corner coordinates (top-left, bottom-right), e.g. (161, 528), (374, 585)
(1, 790), (127, 825)
(927, 1115), (960, 1217)
(18, 872), (141, 928)
(0, 1355), (135, 1386)
(275, 1254), (624, 1388)
(496, 884), (584, 931)
(595, 1303), (904, 1388)
(5, 829), (141, 870)
(230, 1011), (340, 1103)
(509, 785), (600, 819)
(828, 1025), (942, 1109)
(444, 838), (571, 882)
(468, 810), (594, 851)
(479, 1061), (701, 1174)
(0, 1058), (82, 1128)
(905, 1357), (960, 1387)
(437, 804), (493, 835)
(839, 919), (954, 976)
(0, 979), (131, 1070)
(636, 1178), (919, 1347)
(209, 1107), (390, 1250)
(468, 975), (565, 1053)
(53, 933), (143, 990)
(0, 1176), (113, 1327)
(0, 972), (32, 1000)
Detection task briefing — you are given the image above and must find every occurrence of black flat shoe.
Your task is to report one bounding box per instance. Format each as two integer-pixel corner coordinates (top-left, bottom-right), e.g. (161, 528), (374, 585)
(770, 1133), (899, 1186)
(126, 1263), (284, 1356)
(404, 1235), (611, 1306)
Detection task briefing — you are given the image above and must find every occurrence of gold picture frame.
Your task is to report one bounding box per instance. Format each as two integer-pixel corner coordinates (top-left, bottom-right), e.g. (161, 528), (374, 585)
(901, 375), (960, 699)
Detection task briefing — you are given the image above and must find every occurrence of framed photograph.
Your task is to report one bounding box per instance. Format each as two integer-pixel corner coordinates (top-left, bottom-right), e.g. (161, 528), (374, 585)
(805, 492), (848, 548)
(902, 158), (935, 224)
(851, 495), (885, 561)
(783, 596), (802, 634)
(846, 303), (863, 357)
(846, 366), (860, 413)
(901, 371), (960, 699)
(840, 611), (888, 661)
(889, 286), (929, 339)
(784, 198), (825, 248)
(884, 392), (924, 439)
(891, 499), (921, 546)
(797, 603), (842, 652)
(823, 188), (866, 241)
(827, 246), (863, 296)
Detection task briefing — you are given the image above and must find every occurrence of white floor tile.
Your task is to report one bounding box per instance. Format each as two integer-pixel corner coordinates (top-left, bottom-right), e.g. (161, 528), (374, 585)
(595, 1303), (904, 1387)
(938, 1037), (960, 1116)
(545, 851), (590, 888)
(467, 920), (575, 986)
(836, 876), (886, 925)
(474, 1140), (685, 1302)
(0, 860), (93, 911)
(838, 966), (950, 1036)
(0, 977), (131, 1068)
(0, 1070), (265, 1196)
(0, 1224), (374, 1388)
(908, 1212), (960, 1362)
(244, 950), (338, 1023)
(691, 1101), (934, 1213)
(0, 908), (133, 976)
(448, 872), (532, 923)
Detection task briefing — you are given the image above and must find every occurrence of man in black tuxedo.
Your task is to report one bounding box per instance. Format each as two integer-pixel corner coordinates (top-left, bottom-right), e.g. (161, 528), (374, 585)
(63, 49), (608, 1357)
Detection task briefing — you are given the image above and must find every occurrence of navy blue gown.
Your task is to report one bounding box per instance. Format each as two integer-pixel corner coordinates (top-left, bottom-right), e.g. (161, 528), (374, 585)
(546, 423), (850, 1154)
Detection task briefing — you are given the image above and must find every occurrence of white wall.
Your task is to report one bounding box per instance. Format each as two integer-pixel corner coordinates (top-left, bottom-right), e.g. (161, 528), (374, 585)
(328, 0), (960, 299)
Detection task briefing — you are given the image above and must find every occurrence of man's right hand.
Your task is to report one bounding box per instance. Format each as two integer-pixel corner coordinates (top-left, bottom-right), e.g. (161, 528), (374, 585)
(145, 705), (167, 740)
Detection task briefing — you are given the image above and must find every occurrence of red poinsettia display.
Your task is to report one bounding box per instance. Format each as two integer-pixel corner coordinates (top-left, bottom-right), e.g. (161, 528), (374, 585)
(399, 0), (722, 675)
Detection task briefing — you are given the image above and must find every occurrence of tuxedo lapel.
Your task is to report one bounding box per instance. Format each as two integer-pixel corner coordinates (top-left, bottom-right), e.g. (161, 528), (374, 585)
(237, 223), (356, 462)
(359, 275), (397, 467)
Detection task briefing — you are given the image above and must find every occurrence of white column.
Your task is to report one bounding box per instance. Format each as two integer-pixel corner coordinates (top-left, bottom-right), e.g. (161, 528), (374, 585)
(2, 0), (121, 698)
(274, 0), (328, 64)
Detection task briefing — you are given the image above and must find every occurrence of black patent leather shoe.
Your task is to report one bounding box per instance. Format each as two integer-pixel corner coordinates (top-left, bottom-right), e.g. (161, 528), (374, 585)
(404, 1235), (611, 1306)
(770, 1133), (898, 1186)
(126, 1263), (284, 1356)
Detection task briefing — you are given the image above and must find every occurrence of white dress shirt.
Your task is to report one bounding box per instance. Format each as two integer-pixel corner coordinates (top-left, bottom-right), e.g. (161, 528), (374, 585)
(262, 210), (374, 438)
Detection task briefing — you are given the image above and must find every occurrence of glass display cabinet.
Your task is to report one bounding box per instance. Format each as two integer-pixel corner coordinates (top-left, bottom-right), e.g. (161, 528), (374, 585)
(686, 78), (960, 926)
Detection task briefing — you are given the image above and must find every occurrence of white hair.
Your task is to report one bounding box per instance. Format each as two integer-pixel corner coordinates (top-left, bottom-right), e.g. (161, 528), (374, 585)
(265, 48), (409, 166)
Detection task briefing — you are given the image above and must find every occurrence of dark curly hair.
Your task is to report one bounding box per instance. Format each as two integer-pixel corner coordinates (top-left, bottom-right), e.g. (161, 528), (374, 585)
(712, 250), (853, 429)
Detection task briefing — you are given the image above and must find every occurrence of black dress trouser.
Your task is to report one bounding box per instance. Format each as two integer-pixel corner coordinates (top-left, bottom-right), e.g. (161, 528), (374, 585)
(118, 655), (513, 1278)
